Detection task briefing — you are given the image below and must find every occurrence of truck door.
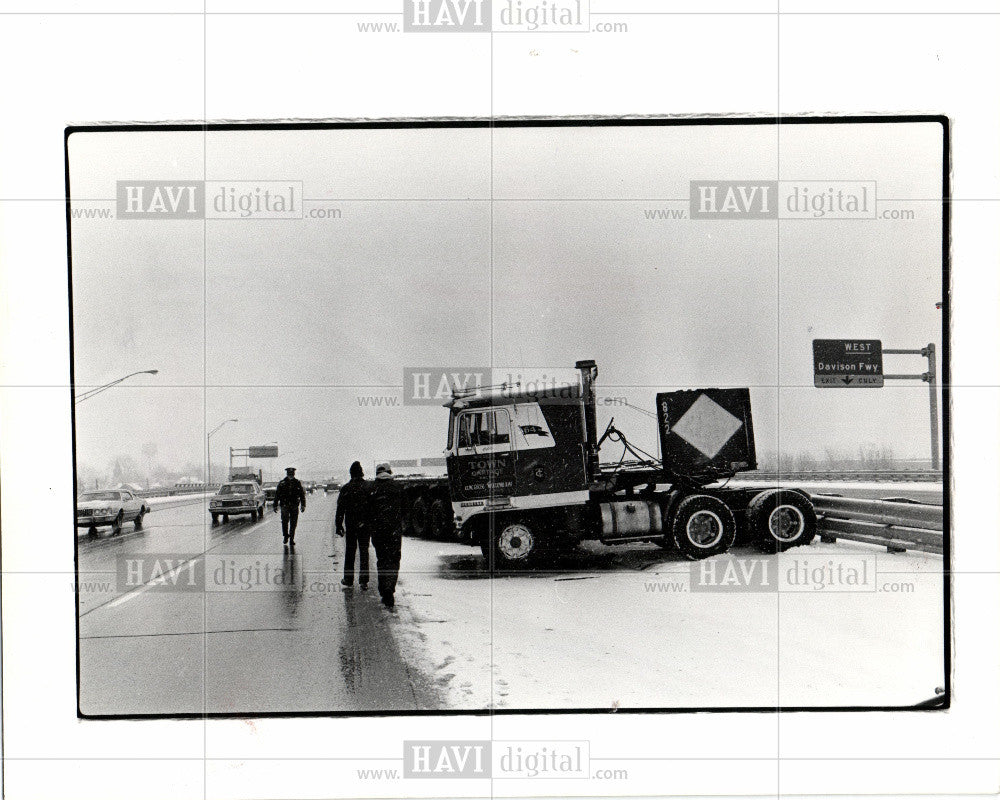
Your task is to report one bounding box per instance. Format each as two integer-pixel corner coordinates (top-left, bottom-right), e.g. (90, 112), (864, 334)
(447, 408), (516, 502)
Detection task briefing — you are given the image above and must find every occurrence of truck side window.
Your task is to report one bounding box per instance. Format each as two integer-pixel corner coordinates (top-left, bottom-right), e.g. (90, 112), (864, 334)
(456, 410), (512, 453)
(471, 412), (489, 446)
(491, 411), (510, 445)
(458, 414), (474, 448)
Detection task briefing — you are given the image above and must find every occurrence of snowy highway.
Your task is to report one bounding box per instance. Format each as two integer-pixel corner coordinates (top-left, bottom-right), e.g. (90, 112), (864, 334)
(76, 485), (945, 715)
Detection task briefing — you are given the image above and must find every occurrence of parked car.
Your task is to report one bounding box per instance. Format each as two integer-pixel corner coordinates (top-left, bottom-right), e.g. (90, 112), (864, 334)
(210, 481), (267, 524)
(263, 481), (279, 502)
(77, 489), (148, 537)
(324, 481), (341, 494)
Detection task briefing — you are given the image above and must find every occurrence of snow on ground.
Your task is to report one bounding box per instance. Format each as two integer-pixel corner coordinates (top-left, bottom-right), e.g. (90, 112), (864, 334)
(390, 536), (945, 711)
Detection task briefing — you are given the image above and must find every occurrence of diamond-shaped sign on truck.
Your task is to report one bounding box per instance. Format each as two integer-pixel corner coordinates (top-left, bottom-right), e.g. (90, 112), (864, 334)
(813, 339), (884, 388)
(657, 388), (757, 474)
(671, 394), (744, 459)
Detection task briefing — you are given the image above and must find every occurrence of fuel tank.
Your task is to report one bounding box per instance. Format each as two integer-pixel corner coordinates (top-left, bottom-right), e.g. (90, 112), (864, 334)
(599, 500), (663, 541)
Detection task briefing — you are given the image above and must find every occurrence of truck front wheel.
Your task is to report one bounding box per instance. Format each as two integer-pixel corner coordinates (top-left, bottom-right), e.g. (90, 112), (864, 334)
(671, 494), (736, 560)
(482, 518), (540, 568)
(749, 489), (817, 552)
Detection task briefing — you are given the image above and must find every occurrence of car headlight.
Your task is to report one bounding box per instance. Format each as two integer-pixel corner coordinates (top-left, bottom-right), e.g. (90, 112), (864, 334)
(210, 500), (220, 508)
(99, 506), (113, 514)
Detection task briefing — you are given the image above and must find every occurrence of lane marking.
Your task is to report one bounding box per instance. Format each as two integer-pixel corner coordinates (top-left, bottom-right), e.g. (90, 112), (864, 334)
(103, 555), (204, 610)
(79, 503), (333, 617)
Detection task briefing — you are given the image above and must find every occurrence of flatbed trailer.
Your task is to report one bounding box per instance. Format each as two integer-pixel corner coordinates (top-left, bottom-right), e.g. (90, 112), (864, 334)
(391, 474), (455, 539)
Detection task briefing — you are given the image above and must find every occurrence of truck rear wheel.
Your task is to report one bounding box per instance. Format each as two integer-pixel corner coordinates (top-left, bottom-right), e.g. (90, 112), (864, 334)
(482, 518), (540, 568)
(671, 494), (736, 560)
(749, 489), (817, 552)
(410, 495), (430, 537)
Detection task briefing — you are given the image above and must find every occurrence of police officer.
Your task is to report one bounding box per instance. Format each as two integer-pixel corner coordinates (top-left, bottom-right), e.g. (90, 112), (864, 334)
(273, 466), (306, 548)
(367, 463), (404, 608)
(336, 461), (370, 589)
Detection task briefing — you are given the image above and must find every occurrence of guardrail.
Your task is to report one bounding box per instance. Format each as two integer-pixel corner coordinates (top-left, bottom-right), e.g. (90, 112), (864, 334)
(748, 470), (943, 483)
(810, 494), (944, 555)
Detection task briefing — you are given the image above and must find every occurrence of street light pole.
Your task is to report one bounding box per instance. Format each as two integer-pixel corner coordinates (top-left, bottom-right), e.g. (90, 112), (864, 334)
(207, 418), (238, 489)
(74, 369), (159, 403)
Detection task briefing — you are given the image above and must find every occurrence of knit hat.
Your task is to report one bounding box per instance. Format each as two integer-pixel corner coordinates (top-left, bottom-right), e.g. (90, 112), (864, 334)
(375, 462), (392, 476)
(349, 461), (364, 478)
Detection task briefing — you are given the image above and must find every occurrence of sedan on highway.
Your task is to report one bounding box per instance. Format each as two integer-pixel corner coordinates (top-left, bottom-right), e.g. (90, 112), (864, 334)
(263, 481), (278, 503)
(324, 481), (341, 494)
(210, 481), (267, 524)
(76, 489), (148, 537)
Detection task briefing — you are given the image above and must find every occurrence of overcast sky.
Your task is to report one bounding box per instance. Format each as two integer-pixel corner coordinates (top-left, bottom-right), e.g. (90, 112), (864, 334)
(68, 121), (944, 481)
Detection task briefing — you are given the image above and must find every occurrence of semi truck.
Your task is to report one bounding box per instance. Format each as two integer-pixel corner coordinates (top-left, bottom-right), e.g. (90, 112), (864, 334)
(391, 360), (817, 567)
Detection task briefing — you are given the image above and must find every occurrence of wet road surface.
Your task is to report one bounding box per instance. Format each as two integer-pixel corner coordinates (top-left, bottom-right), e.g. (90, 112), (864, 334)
(77, 494), (439, 716)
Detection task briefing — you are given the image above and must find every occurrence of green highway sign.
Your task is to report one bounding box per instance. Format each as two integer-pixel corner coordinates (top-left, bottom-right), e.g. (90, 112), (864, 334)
(813, 339), (884, 388)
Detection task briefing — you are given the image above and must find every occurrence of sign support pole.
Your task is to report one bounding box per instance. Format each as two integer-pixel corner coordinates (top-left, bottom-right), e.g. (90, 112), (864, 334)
(924, 343), (940, 471)
(883, 344), (939, 471)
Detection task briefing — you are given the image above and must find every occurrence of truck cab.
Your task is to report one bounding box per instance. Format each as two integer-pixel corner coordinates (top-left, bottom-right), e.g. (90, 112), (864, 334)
(441, 360), (816, 568)
(444, 380), (592, 542)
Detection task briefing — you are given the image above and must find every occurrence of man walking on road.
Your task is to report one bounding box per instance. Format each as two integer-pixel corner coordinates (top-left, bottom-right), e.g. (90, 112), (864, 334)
(273, 466), (306, 548)
(367, 462), (404, 608)
(336, 461), (370, 589)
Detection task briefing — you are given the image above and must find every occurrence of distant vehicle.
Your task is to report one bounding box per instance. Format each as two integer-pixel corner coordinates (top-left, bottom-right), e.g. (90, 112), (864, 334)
(229, 468), (262, 485)
(210, 481), (266, 524)
(77, 489), (148, 537)
(325, 481), (341, 494)
(303, 481), (315, 494)
(263, 481), (279, 502)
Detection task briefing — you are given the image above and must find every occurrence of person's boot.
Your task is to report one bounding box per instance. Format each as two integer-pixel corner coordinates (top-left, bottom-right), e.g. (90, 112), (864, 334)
(341, 577), (352, 587)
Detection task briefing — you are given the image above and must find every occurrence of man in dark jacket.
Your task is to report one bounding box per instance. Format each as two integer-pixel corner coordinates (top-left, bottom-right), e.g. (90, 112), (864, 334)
(367, 462), (405, 608)
(336, 461), (370, 589)
(273, 466), (306, 548)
